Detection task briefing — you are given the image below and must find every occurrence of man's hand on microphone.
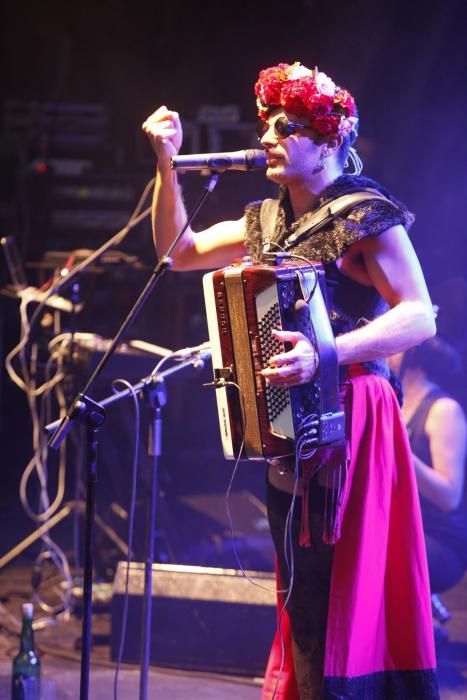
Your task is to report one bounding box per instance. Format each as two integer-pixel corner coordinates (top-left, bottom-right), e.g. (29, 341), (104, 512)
(142, 106), (183, 171)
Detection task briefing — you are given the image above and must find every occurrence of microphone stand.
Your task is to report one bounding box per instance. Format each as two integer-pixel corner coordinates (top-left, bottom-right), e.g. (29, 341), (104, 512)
(46, 353), (209, 699)
(46, 172), (220, 700)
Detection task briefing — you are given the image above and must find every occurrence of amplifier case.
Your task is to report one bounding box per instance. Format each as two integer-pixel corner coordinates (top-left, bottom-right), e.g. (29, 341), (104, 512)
(111, 561), (276, 676)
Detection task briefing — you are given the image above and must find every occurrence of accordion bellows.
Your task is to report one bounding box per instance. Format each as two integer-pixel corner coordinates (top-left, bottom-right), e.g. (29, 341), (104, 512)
(203, 261), (345, 461)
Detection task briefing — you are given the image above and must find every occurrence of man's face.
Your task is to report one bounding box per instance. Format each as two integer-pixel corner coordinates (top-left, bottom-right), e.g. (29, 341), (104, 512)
(258, 109), (324, 186)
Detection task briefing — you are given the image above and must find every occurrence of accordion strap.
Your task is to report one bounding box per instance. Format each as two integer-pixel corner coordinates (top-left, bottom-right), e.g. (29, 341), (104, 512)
(259, 188), (396, 252)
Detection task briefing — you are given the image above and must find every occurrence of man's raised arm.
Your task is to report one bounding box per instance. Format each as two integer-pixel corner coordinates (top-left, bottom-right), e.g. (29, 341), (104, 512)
(143, 106), (246, 271)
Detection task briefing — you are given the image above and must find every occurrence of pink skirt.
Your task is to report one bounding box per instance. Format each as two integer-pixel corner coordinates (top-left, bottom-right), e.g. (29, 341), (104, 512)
(262, 370), (439, 699)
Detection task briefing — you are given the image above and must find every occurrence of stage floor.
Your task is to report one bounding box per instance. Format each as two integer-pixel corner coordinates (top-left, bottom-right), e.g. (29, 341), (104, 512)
(0, 661), (261, 699)
(0, 561), (466, 699)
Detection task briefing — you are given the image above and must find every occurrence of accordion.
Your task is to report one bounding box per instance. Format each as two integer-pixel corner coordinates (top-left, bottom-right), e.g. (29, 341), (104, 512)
(203, 260), (345, 461)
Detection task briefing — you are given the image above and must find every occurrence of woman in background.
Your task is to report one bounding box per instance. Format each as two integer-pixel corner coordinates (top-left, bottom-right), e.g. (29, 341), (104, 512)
(391, 336), (467, 628)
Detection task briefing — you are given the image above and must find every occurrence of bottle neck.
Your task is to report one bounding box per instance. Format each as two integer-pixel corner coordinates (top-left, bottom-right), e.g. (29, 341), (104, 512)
(20, 617), (34, 653)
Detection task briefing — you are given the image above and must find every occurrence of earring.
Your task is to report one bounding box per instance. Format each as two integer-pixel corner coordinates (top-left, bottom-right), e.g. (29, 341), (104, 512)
(312, 150), (327, 174)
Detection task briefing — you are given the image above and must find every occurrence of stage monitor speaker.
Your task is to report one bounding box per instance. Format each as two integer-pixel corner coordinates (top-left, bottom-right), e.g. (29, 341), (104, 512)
(111, 561), (276, 677)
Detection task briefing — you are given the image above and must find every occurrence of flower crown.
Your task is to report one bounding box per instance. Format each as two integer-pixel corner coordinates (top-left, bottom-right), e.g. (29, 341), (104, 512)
(254, 62), (358, 138)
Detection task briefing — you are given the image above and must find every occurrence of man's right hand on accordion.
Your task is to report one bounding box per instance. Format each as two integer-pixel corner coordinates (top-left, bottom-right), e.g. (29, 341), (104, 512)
(260, 328), (318, 388)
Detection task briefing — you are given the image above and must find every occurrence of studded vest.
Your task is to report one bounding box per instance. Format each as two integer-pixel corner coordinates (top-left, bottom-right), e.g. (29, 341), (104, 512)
(244, 174), (415, 380)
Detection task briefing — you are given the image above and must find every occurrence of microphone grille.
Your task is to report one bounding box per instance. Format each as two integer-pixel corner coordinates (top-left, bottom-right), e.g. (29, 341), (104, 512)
(244, 149), (267, 170)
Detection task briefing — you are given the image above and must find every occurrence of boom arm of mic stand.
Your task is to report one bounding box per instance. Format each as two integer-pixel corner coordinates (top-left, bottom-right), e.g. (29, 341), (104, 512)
(48, 173), (219, 450)
(45, 351), (212, 436)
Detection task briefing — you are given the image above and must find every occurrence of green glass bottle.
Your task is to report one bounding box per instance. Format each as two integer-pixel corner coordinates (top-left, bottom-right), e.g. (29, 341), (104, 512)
(11, 603), (40, 700)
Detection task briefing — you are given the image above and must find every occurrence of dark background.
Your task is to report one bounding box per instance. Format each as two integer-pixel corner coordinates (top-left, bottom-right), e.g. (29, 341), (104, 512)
(1, 0), (466, 575)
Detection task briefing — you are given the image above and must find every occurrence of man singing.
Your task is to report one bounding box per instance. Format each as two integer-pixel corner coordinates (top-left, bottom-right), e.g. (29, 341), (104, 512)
(143, 62), (439, 699)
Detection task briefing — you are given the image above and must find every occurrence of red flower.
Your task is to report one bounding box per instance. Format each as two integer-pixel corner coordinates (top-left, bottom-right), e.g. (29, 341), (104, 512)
(312, 115), (341, 135)
(304, 89), (334, 117)
(254, 63), (290, 109)
(280, 78), (316, 118)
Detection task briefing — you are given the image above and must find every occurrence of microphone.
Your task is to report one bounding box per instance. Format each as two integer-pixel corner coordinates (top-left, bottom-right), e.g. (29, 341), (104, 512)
(16, 286), (83, 313)
(172, 341), (211, 360)
(170, 149), (267, 172)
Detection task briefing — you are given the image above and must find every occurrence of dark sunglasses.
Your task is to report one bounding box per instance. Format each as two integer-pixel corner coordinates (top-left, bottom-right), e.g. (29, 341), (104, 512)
(256, 116), (315, 140)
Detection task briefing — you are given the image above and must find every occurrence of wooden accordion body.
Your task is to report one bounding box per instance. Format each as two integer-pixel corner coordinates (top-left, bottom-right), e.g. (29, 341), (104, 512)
(203, 261), (345, 461)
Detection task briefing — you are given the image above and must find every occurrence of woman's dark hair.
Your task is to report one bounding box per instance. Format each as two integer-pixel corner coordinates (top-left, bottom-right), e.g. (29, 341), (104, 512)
(401, 335), (463, 383)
